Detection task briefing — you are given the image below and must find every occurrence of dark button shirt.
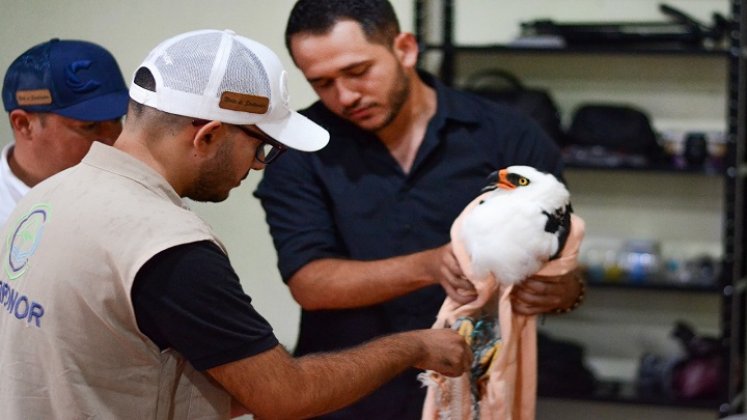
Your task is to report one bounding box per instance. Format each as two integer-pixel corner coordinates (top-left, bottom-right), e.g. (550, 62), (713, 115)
(254, 73), (563, 419)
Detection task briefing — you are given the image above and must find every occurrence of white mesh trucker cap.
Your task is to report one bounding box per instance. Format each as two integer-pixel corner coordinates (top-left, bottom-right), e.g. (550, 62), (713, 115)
(129, 29), (329, 152)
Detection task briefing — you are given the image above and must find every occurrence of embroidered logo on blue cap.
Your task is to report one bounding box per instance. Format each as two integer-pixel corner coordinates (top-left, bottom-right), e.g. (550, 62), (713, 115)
(65, 60), (102, 94)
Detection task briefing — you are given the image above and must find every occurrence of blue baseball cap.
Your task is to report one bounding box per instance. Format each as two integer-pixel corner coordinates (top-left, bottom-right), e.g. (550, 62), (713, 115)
(2, 38), (128, 121)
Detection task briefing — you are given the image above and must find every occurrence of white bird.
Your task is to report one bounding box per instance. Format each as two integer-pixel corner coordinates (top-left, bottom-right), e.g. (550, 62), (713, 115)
(421, 165), (580, 420)
(460, 165), (572, 285)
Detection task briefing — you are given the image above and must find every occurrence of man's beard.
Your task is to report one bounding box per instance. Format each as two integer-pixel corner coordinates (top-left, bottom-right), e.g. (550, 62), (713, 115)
(187, 141), (235, 203)
(368, 67), (411, 133)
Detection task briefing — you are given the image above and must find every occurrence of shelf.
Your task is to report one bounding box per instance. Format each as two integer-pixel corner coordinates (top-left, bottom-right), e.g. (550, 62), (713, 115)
(588, 279), (721, 294)
(416, 0), (745, 414)
(563, 159), (726, 177)
(539, 379), (723, 410)
(422, 43), (730, 57)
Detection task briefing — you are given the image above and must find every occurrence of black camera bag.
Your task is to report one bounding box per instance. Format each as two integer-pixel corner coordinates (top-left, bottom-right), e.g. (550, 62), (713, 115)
(463, 69), (564, 145)
(567, 103), (662, 157)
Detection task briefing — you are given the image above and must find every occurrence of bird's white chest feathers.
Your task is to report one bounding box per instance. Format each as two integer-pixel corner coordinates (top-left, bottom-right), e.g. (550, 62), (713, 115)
(460, 192), (560, 285)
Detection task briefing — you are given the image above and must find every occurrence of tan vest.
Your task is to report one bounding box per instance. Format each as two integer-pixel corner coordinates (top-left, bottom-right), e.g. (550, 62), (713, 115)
(0, 143), (232, 419)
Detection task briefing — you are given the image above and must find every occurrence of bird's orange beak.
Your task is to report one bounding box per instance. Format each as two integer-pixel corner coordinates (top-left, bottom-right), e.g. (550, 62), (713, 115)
(497, 169), (516, 190)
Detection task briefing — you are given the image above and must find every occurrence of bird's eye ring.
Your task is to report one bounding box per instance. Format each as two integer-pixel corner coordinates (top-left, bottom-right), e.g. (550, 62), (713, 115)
(518, 177), (529, 186)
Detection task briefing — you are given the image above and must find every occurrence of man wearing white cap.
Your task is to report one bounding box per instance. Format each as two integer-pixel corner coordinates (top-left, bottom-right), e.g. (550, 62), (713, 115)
(0, 29), (470, 419)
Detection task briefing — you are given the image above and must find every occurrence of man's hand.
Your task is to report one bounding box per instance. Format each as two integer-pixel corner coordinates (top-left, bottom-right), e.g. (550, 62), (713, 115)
(409, 328), (473, 377)
(511, 270), (582, 315)
(428, 243), (477, 304)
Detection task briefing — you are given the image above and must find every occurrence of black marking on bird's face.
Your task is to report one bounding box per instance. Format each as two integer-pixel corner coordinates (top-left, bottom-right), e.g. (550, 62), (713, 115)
(497, 169), (532, 190)
(507, 173), (531, 187)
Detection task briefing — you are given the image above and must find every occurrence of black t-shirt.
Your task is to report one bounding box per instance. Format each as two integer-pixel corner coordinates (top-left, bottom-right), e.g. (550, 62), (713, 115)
(131, 240), (279, 371)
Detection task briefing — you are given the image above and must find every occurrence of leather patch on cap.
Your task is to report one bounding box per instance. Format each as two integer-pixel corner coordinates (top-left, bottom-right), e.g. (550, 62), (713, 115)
(16, 89), (53, 106)
(219, 91), (269, 114)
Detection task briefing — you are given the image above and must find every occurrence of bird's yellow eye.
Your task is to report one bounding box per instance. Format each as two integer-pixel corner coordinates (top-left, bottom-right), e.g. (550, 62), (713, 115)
(518, 177), (529, 186)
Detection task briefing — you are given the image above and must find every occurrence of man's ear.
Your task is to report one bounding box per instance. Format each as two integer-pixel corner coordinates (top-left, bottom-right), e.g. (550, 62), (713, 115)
(191, 120), (225, 158)
(393, 32), (419, 69)
(9, 110), (33, 138)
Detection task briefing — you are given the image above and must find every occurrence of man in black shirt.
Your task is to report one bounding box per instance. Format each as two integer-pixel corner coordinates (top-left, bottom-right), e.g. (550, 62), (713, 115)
(254, 1), (585, 418)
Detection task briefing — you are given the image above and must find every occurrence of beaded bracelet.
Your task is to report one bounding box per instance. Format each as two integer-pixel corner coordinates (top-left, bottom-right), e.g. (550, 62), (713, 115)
(553, 272), (586, 314)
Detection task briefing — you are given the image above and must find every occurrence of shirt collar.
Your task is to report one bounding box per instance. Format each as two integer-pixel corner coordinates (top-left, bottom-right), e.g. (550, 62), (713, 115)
(1, 143), (31, 195)
(420, 70), (482, 128)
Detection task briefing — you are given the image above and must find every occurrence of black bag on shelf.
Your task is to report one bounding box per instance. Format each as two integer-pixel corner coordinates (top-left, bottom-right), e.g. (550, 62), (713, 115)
(463, 69), (564, 145)
(565, 103), (666, 167)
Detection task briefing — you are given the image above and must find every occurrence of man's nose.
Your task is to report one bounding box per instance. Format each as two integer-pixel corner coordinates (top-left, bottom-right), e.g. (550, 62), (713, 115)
(335, 79), (361, 107)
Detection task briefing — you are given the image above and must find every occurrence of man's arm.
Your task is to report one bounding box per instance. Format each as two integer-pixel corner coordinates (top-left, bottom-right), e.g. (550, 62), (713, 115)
(288, 243), (477, 310)
(289, 208), (583, 313)
(209, 328), (471, 420)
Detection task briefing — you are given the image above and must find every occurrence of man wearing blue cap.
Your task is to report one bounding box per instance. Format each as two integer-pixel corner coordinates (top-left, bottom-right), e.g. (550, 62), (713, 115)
(0, 38), (129, 226)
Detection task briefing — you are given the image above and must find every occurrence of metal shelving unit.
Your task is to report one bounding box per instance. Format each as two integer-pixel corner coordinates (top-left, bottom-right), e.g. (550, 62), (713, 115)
(415, 0), (746, 416)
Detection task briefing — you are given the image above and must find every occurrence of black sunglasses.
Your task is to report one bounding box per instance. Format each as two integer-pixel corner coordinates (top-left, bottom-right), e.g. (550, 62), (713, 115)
(192, 119), (287, 164)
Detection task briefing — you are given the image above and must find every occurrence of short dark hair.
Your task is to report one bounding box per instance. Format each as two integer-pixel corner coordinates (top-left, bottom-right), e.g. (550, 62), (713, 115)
(285, 0), (400, 54)
(129, 67), (156, 117)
